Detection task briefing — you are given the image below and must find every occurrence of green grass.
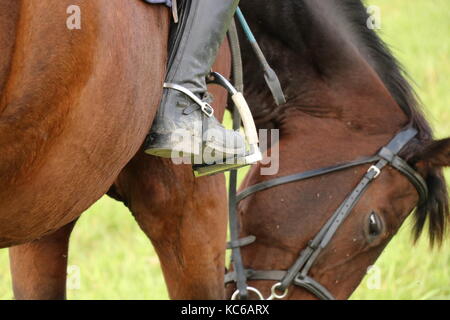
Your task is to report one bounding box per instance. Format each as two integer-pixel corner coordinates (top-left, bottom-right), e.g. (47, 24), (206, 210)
(0, 0), (449, 300)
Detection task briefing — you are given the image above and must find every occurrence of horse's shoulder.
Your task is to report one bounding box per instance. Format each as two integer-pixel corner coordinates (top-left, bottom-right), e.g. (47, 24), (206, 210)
(0, 0), (20, 95)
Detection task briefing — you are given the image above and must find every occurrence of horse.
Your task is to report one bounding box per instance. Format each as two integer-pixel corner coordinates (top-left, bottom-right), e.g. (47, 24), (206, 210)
(1, 0), (231, 299)
(224, 0), (449, 300)
(4, 0), (448, 300)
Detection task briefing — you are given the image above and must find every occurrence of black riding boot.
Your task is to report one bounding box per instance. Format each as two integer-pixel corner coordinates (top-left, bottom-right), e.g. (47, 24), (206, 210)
(145, 0), (246, 162)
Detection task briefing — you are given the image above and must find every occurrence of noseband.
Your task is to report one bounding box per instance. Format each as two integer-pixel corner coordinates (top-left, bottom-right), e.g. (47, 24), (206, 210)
(225, 127), (428, 300)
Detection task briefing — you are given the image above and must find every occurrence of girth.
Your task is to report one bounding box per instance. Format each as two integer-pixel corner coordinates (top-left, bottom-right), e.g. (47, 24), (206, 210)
(226, 127), (428, 300)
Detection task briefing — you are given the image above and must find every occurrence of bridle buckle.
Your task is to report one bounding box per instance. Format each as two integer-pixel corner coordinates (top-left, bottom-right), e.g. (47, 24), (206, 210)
(368, 165), (381, 178)
(201, 102), (214, 117)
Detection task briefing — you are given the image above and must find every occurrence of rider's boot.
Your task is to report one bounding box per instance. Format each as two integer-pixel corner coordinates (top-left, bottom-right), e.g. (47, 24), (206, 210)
(144, 0), (246, 163)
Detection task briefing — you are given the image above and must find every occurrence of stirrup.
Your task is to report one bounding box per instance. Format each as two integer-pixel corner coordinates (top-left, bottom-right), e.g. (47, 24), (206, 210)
(193, 72), (262, 177)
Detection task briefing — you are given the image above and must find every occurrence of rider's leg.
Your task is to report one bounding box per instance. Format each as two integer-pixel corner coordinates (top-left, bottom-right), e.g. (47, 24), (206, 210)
(144, 0), (245, 161)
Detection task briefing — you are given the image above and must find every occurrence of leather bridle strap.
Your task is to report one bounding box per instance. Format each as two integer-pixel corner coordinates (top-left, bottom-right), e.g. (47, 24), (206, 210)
(228, 167), (250, 299)
(225, 127), (428, 300)
(237, 156), (380, 202)
(378, 149), (428, 205)
(227, 19), (251, 300)
(237, 128), (427, 204)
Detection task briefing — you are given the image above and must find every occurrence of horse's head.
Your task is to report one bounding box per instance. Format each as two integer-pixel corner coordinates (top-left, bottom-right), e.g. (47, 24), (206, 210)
(228, 129), (449, 300)
(226, 0), (449, 299)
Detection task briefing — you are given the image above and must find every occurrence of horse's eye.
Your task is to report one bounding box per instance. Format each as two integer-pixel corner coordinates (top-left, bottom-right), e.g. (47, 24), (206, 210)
(368, 211), (383, 237)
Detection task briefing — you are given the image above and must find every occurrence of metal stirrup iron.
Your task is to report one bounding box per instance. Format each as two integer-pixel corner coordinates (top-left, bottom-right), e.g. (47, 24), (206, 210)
(192, 72), (262, 177)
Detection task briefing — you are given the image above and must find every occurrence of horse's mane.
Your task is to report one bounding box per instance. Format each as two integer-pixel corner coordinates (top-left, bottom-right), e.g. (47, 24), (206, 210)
(337, 0), (431, 139)
(332, 0), (448, 246)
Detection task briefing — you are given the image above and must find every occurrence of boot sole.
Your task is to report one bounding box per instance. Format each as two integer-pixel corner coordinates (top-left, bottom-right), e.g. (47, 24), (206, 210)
(144, 148), (195, 159)
(145, 144), (245, 162)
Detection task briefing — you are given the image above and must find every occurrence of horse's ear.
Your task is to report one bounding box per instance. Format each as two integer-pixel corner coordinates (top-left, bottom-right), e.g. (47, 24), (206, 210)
(413, 138), (450, 168)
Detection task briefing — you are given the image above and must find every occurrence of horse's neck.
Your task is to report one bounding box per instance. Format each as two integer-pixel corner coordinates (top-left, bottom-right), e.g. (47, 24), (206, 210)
(0, 0), (21, 98)
(240, 0), (408, 135)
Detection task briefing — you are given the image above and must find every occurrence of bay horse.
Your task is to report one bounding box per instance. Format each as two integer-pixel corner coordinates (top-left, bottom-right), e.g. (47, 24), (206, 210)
(225, 0), (449, 299)
(2, 0), (230, 299)
(3, 0), (448, 300)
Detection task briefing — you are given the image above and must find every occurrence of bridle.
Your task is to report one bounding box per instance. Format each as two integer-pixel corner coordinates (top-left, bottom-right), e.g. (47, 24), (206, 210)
(225, 127), (428, 300)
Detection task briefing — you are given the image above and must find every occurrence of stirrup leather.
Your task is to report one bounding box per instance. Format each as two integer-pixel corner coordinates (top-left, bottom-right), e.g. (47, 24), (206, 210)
(163, 83), (214, 117)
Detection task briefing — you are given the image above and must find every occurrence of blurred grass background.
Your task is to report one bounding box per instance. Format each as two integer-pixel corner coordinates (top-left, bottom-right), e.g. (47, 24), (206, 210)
(0, 0), (448, 300)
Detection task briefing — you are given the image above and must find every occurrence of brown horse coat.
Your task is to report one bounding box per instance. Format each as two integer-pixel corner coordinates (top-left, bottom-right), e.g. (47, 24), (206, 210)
(0, 0), (169, 246)
(4, 1), (231, 299)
